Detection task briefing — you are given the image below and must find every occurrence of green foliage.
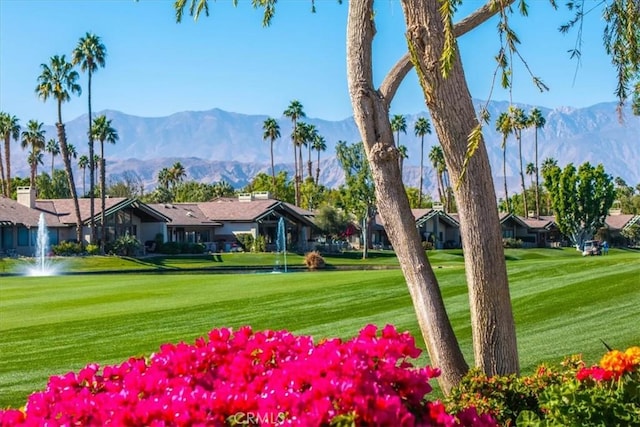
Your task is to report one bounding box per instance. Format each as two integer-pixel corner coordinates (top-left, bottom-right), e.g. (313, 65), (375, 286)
(36, 170), (71, 199)
(503, 238), (523, 248)
(109, 234), (142, 257)
(243, 171), (294, 204)
(445, 367), (558, 426)
(171, 180), (235, 202)
(51, 241), (83, 256)
(405, 186), (433, 208)
(543, 162), (615, 246)
(85, 244), (100, 255)
(314, 205), (350, 240)
(253, 235), (266, 252)
(107, 171), (143, 198)
(304, 250), (325, 270)
(235, 233), (254, 251)
(422, 241), (434, 251)
(158, 241), (205, 255)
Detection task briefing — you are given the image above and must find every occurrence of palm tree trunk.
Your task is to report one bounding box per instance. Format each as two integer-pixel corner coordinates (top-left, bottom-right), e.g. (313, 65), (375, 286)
(88, 70), (97, 244)
(534, 130), (540, 218)
(270, 140), (276, 190)
(315, 150), (321, 185)
(518, 132), (528, 217)
(4, 135), (11, 197)
(418, 136), (424, 206)
(101, 140), (107, 251)
(0, 149), (5, 196)
(307, 143), (313, 179)
(503, 142), (509, 212)
(57, 122), (83, 244)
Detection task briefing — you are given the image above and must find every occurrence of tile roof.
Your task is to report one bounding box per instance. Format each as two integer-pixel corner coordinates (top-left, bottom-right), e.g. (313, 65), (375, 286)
(605, 214), (638, 230)
(198, 198), (281, 221)
(35, 197), (128, 224)
(147, 203), (221, 226)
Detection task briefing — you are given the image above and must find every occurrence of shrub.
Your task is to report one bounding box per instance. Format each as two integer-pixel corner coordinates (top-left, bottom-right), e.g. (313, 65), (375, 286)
(160, 241), (181, 254)
(236, 233), (254, 251)
(447, 347), (640, 427)
(304, 250), (326, 270)
(109, 234), (142, 257)
(85, 244), (100, 255)
(422, 241), (434, 251)
(0, 325), (494, 426)
(519, 346), (640, 426)
(502, 238), (523, 248)
(51, 241), (82, 256)
(253, 235), (266, 252)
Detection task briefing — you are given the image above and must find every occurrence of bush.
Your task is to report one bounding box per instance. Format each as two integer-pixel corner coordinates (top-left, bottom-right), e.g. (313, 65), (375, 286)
(109, 234), (142, 257)
(422, 241), (434, 251)
(503, 238), (523, 248)
(159, 241), (181, 254)
(0, 325), (494, 426)
(519, 346), (640, 426)
(85, 244), (100, 255)
(253, 235), (266, 252)
(446, 347), (640, 427)
(236, 233), (254, 251)
(51, 241), (82, 256)
(304, 250), (326, 270)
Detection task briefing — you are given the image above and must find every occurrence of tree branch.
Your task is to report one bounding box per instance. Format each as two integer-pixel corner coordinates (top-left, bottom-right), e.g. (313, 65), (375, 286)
(379, 0), (514, 103)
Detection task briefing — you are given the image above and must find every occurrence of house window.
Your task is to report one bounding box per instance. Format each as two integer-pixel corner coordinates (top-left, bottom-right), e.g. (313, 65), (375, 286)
(2, 227), (14, 248)
(18, 227), (29, 246)
(503, 229), (514, 238)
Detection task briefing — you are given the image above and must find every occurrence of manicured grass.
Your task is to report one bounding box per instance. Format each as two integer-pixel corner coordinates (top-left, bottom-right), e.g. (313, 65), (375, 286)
(0, 248), (638, 408)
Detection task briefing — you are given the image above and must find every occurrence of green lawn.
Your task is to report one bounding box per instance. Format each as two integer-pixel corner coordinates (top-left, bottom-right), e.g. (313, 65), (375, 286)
(0, 248), (638, 408)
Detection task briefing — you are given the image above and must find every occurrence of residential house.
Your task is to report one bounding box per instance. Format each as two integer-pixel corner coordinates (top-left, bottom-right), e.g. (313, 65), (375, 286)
(149, 192), (317, 252)
(1, 187), (170, 256)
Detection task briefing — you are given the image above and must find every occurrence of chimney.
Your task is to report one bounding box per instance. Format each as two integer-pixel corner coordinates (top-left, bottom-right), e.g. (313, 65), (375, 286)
(17, 187), (36, 209)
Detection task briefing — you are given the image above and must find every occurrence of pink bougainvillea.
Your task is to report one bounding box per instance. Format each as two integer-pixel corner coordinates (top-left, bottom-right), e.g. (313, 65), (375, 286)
(0, 324), (493, 426)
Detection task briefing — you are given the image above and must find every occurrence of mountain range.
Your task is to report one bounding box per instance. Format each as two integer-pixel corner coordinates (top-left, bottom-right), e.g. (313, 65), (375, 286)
(10, 100), (640, 197)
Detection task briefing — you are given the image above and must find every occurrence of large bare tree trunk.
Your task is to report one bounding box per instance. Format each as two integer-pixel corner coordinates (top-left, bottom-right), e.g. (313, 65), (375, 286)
(347, 0), (468, 393)
(401, 0), (519, 377)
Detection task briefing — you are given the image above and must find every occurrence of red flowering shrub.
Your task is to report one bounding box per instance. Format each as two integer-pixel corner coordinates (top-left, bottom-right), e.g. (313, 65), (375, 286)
(0, 324), (494, 426)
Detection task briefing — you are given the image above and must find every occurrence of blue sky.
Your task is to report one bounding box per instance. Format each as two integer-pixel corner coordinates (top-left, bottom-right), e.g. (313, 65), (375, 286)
(1, 0), (616, 126)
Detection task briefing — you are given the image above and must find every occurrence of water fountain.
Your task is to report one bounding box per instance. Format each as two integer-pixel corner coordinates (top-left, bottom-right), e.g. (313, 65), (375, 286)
(27, 213), (57, 276)
(274, 217), (287, 273)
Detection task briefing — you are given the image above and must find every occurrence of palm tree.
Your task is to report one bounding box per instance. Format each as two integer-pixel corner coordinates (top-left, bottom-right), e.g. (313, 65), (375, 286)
(305, 124), (319, 180)
(169, 161), (186, 190)
(0, 113), (20, 197)
(36, 54), (83, 243)
(78, 155), (89, 197)
(45, 138), (60, 177)
(67, 143), (78, 161)
(429, 145), (447, 210)
(20, 120), (46, 187)
(526, 162), (540, 214)
(528, 108), (546, 218)
(496, 112), (513, 213)
(312, 134), (326, 185)
(414, 116), (432, 207)
(262, 117), (280, 190)
(27, 150), (44, 184)
(158, 167), (171, 190)
(91, 114), (119, 249)
(397, 145), (408, 177)
(73, 32), (107, 244)
(283, 100), (305, 206)
(510, 106), (529, 217)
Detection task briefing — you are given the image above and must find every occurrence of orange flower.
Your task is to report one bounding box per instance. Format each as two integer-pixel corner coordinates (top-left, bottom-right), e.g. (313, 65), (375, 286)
(600, 349), (635, 377)
(624, 346), (640, 365)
